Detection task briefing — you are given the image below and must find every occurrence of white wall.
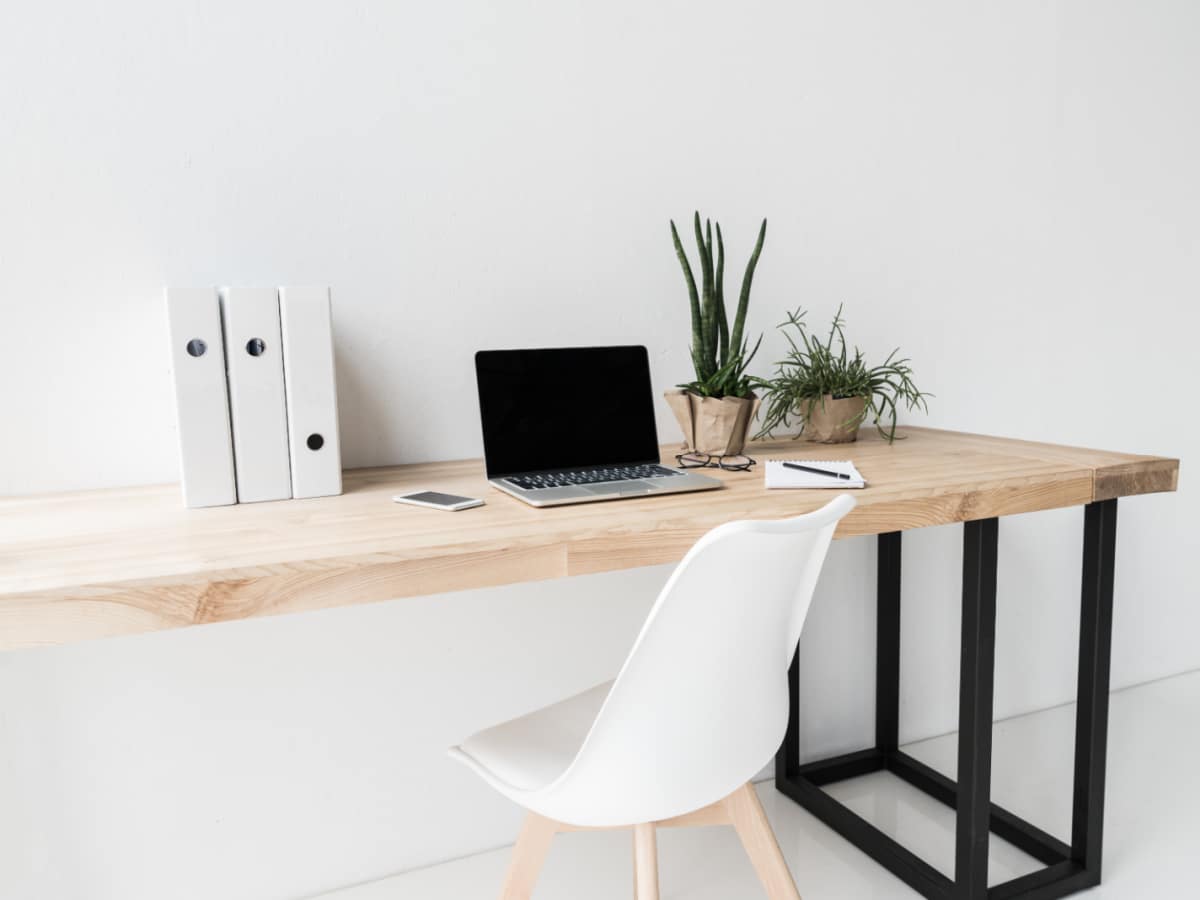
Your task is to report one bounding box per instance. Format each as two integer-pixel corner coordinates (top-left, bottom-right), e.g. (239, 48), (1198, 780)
(1, 1), (1197, 898)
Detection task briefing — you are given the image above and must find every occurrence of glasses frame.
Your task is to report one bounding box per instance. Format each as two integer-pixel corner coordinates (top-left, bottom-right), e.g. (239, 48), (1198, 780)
(675, 452), (758, 473)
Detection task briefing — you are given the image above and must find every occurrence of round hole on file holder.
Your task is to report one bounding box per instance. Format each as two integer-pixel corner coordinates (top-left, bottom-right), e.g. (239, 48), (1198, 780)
(246, 338), (267, 357)
(307, 433), (324, 451)
(185, 339), (207, 358)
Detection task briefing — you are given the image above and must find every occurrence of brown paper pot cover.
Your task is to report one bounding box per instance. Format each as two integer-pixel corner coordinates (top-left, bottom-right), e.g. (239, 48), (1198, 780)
(800, 395), (869, 443)
(664, 389), (760, 456)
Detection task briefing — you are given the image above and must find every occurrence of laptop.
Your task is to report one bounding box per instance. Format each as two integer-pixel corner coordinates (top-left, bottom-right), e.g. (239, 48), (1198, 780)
(475, 346), (723, 507)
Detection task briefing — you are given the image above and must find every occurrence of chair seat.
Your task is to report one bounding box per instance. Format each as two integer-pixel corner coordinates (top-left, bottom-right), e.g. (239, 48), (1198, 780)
(450, 681), (613, 794)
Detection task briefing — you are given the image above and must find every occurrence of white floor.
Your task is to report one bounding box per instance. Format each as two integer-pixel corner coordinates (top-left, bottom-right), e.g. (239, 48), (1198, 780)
(317, 670), (1200, 899)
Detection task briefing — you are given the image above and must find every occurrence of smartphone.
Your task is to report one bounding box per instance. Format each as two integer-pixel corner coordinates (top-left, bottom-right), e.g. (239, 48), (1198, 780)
(392, 491), (485, 512)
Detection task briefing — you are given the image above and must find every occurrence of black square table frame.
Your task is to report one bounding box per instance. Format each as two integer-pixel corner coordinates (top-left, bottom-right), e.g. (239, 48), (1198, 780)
(775, 499), (1117, 900)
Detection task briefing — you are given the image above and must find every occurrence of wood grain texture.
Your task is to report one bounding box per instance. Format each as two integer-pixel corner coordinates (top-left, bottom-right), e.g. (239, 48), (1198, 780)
(0, 427), (1177, 651)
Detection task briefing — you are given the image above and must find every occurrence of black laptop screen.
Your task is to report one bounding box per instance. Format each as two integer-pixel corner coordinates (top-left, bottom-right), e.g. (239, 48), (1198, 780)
(475, 346), (661, 477)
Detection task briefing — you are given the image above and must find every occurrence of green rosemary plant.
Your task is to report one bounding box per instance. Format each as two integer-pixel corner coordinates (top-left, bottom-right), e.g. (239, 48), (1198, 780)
(669, 212), (767, 398)
(754, 304), (930, 442)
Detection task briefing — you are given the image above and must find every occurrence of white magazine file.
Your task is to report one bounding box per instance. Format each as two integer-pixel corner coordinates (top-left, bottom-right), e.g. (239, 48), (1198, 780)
(165, 287), (238, 508)
(220, 287), (293, 503)
(278, 286), (342, 499)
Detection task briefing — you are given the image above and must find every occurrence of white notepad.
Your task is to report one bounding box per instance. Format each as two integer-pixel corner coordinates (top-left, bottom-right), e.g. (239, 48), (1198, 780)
(765, 460), (866, 489)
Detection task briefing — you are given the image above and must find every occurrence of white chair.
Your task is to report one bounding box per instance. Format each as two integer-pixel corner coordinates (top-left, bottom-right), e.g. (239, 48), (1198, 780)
(450, 494), (855, 900)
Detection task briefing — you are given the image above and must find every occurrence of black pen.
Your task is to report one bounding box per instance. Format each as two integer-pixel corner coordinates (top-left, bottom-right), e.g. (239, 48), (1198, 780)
(783, 461), (851, 480)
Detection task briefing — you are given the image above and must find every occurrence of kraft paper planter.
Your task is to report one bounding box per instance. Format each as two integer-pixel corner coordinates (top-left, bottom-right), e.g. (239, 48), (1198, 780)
(799, 394), (869, 443)
(665, 389), (760, 456)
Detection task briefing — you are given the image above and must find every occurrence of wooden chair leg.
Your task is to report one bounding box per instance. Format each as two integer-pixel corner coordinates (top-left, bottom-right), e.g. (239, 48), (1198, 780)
(633, 830), (643, 897)
(633, 822), (659, 900)
(632, 829), (639, 900)
(499, 812), (558, 900)
(727, 783), (802, 900)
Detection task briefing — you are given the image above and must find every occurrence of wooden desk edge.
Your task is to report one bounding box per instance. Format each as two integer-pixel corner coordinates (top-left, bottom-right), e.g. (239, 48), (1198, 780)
(1092, 457), (1179, 501)
(0, 432), (1180, 653)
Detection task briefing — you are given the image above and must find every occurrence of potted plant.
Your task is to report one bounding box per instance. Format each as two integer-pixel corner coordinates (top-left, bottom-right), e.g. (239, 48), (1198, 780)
(664, 212), (767, 459)
(755, 304), (930, 443)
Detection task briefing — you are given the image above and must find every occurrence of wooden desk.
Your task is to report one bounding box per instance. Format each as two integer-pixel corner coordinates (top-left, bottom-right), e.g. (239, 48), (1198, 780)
(0, 426), (1179, 900)
(0, 426), (1176, 652)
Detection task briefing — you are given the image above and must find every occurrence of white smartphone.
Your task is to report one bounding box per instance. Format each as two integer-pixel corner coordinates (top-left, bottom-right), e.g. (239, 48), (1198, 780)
(392, 491), (485, 511)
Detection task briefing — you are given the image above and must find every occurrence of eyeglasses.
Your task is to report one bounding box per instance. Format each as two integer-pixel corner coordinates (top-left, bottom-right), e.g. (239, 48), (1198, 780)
(675, 452), (757, 472)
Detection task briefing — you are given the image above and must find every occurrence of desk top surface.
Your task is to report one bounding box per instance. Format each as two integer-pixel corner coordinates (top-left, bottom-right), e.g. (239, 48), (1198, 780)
(0, 427), (1178, 650)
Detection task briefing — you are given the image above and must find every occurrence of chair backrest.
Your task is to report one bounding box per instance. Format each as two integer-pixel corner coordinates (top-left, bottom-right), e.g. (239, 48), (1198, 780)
(536, 494), (855, 826)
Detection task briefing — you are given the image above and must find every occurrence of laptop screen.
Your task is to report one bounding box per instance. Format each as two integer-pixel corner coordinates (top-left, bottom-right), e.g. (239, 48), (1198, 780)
(475, 346), (661, 477)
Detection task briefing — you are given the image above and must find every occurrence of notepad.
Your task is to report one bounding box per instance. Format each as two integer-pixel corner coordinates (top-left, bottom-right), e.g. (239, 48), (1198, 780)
(765, 460), (866, 489)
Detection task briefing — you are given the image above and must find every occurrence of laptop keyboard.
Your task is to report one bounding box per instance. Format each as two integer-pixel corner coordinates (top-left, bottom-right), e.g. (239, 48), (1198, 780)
(507, 464), (683, 491)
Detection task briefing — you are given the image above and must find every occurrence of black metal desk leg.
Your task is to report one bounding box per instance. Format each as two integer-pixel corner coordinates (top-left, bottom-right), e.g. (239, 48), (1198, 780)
(775, 647), (801, 786)
(956, 518), (999, 898)
(1072, 499), (1117, 878)
(774, 505), (1118, 900)
(877, 532), (903, 755)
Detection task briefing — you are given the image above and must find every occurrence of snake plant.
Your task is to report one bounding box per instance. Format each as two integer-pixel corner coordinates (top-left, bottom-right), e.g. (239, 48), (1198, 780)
(670, 212), (767, 398)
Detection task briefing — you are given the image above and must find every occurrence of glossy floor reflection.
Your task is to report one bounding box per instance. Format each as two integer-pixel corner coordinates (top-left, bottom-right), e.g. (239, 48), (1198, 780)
(317, 669), (1200, 899)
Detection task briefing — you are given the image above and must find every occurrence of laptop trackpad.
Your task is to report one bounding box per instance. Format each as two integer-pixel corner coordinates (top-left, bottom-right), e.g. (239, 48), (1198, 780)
(585, 480), (656, 496)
